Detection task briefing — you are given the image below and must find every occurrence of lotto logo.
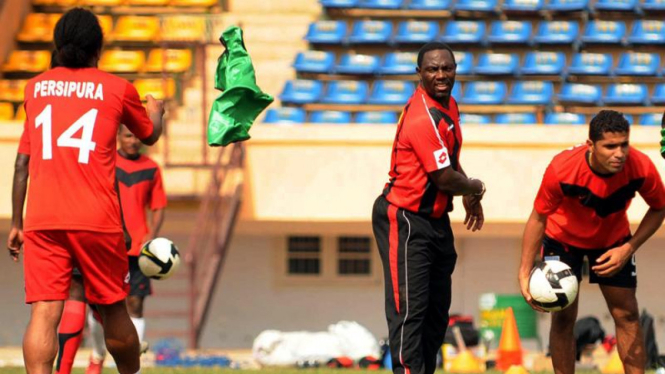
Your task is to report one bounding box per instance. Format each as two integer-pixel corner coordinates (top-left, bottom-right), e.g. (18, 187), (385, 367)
(433, 148), (451, 169)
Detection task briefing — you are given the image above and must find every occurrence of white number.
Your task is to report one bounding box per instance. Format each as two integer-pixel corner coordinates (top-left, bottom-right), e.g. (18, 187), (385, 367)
(35, 105), (98, 164)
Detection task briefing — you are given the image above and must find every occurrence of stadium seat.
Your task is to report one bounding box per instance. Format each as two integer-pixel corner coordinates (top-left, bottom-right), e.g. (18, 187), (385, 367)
(652, 84), (665, 104)
(33, 0), (77, 5)
(356, 111), (398, 124)
(379, 52), (417, 75)
(534, 21), (578, 44)
(145, 49), (192, 73)
(170, 0), (219, 5)
(0, 80), (27, 102)
(408, 0), (450, 9)
(2, 50), (50, 73)
(487, 21), (532, 44)
(460, 81), (506, 104)
(79, 0), (123, 5)
(14, 105), (26, 121)
(639, 113), (662, 126)
(0, 103), (13, 121)
(263, 107), (306, 124)
(310, 110), (353, 124)
(594, 0), (638, 11)
(99, 50), (146, 73)
(349, 20), (393, 44)
(544, 112), (586, 125)
(641, 0), (665, 12)
(495, 113), (538, 125)
(460, 113), (491, 124)
(454, 52), (473, 75)
(603, 83), (647, 105)
(112, 16), (160, 42)
(454, 0), (498, 12)
(17, 13), (61, 43)
(335, 54), (379, 75)
(615, 53), (659, 76)
(581, 20), (626, 44)
(557, 83), (602, 105)
(628, 21), (665, 45)
(97, 15), (114, 39)
(293, 51), (336, 74)
(357, 0), (404, 8)
(502, 0), (543, 12)
(133, 78), (176, 100)
(521, 52), (566, 75)
(507, 81), (553, 105)
(320, 0), (360, 7)
(161, 16), (206, 42)
(622, 113), (634, 124)
(395, 21), (439, 44)
(280, 80), (324, 104)
(368, 80), (415, 105)
(473, 53), (519, 75)
(546, 0), (589, 11)
(440, 21), (485, 44)
(322, 80), (369, 104)
(568, 53), (613, 75)
(305, 21), (346, 44)
(127, 0), (170, 5)
(452, 83), (462, 99)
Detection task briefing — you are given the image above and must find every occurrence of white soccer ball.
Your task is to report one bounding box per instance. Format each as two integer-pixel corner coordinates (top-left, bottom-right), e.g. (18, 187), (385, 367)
(138, 237), (181, 280)
(528, 260), (579, 312)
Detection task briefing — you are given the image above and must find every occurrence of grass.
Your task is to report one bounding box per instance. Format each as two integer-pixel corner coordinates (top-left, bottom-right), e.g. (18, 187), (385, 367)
(0, 369), (614, 374)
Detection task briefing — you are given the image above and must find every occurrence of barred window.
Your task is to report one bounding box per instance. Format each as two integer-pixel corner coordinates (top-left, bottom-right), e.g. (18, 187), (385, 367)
(338, 237), (371, 275)
(287, 236), (321, 275)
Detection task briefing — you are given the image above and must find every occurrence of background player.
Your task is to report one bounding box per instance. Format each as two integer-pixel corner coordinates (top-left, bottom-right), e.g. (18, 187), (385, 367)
(519, 110), (665, 374)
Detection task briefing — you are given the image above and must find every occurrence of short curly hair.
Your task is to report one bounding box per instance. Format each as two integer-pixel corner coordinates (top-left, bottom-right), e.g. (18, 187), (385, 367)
(589, 110), (630, 142)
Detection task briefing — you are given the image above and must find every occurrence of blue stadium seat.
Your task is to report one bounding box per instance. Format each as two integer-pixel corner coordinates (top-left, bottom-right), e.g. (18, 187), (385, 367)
(507, 81), (554, 105)
(460, 81), (506, 104)
(460, 113), (492, 124)
(652, 84), (665, 105)
(408, 0), (450, 9)
(568, 53), (613, 75)
(440, 21), (486, 44)
(502, 0), (543, 12)
(263, 107), (306, 124)
(280, 80), (324, 104)
(379, 52), (417, 75)
(349, 20), (393, 44)
(557, 83), (602, 104)
(641, 0), (665, 12)
(495, 113), (538, 124)
(305, 21), (346, 44)
(473, 53), (519, 75)
(293, 51), (336, 74)
(534, 21), (579, 44)
(395, 21), (439, 44)
(603, 83), (648, 105)
(452, 83), (462, 100)
(615, 53), (659, 76)
(628, 21), (665, 45)
(455, 52), (473, 75)
(368, 80), (415, 105)
(544, 112), (586, 125)
(454, 0), (497, 12)
(594, 0), (638, 11)
(546, 0), (589, 11)
(358, 0), (404, 8)
(487, 21), (532, 44)
(639, 113), (662, 126)
(310, 110), (353, 124)
(322, 80), (369, 104)
(356, 111), (398, 124)
(622, 113), (634, 124)
(320, 0), (359, 7)
(521, 52), (566, 75)
(335, 54), (380, 74)
(581, 20), (626, 44)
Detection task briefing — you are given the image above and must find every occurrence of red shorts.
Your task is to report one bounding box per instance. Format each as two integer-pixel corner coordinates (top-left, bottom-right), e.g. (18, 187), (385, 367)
(23, 230), (130, 305)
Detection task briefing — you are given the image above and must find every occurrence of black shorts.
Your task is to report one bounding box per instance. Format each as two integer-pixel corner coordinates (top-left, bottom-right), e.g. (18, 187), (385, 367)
(129, 256), (152, 297)
(541, 235), (636, 288)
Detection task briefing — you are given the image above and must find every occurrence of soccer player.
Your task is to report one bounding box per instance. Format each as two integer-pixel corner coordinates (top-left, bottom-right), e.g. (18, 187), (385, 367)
(372, 42), (486, 374)
(519, 110), (665, 374)
(7, 8), (164, 374)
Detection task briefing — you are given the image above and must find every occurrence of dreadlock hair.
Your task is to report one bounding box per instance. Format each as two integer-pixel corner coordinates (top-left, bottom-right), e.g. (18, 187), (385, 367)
(53, 8), (103, 68)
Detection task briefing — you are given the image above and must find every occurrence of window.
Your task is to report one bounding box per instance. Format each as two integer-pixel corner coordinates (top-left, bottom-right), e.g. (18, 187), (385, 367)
(287, 236), (321, 275)
(338, 237), (372, 276)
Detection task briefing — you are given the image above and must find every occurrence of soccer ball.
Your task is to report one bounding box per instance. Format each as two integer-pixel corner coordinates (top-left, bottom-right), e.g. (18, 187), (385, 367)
(528, 260), (579, 312)
(138, 237), (181, 280)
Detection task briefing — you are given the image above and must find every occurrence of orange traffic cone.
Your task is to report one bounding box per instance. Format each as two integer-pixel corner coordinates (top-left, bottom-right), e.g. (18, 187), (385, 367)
(496, 307), (523, 371)
(504, 364), (530, 374)
(601, 349), (624, 374)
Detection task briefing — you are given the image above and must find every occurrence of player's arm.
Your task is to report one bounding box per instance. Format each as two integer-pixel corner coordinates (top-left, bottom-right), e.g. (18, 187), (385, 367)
(429, 167), (485, 196)
(147, 208), (165, 240)
(457, 164), (485, 231)
(518, 209), (548, 311)
(8, 153), (30, 262)
(141, 95), (164, 146)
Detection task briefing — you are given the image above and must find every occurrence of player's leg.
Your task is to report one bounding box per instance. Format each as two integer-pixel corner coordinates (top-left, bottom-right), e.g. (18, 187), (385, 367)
(24, 301), (66, 374)
(600, 285), (645, 374)
(96, 301), (141, 374)
(127, 255), (152, 352)
(55, 274), (86, 374)
(86, 305), (106, 374)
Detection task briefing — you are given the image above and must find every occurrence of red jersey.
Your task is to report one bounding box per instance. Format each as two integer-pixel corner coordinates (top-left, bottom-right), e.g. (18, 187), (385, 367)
(116, 153), (167, 256)
(534, 145), (665, 249)
(18, 67), (154, 233)
(383, 85), (462, 218)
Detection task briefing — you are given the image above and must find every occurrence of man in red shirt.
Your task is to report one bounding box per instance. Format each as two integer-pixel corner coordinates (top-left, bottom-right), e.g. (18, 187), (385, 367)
(519, 110), (665, 374)
(372, 42), (486, 374)
(7, 8), (163, 374)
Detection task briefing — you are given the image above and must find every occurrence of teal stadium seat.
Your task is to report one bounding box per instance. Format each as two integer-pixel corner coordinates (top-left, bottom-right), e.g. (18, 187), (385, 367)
(557, 83), (602, 105)
(460, 113), (491, 124)
(356, 111), (398, 124)
(628, 20), (665, 45)
(615, 52), (659, 76)
(349, 20), (393, 44)
(293, 51), (335, 74)
(379, 52), (417, 75)
(581, 20), (626, 45)
(310, 110), (353, 124)
(544, 112), (586, 125)
(305, 21), (347, 44)
(395, 21), (440, 44)
(263, 107), (306, 124)
(440, 21), (486, 44)
(474, 53), (519, 75)
(279, 80), (324, 104)
(487, 21), (532, 44)
(335, 54), (380, 75)
(368, 80), (415, 105)
(639, 113), (662, 126)
(603, 83), (648, 105)
(534, 21), (579, 44)
(460, 81), (506, 104)
(409, 0), (450, 9)
(322, 80), (369, 104)
(568, 53), (613, 75)
(521, 52), (566, 75)
(507, 81), (553, 105)
(495, 113), (538, 125)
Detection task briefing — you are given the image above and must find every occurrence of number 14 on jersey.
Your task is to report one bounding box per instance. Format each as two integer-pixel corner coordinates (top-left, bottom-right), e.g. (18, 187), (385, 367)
(35, 104), (98, 164)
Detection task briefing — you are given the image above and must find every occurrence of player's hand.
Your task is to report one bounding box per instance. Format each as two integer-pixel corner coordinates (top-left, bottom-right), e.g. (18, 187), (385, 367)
(7, 226), (23, 262)
(519, 272), (548, 313)
(463, 195), (484, 232)
(145, 94), (165, 117)
(592, 243), (634, 277)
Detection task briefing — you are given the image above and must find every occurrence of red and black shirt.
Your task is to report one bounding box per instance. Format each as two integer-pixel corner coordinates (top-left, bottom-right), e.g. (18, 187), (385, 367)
(383, 85), (462, 218)
(534, 145), (665, 249)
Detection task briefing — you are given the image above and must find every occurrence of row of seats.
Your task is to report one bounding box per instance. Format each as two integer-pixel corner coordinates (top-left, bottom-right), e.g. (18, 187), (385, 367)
(18, 14), (207, 43)
(306, 19), (665, 46)
(2, 49), (192, 74)
(295, 50), (665, 77)
(33, 0), (217, 6)
(264, 107), (662, 126)
(280, 79), (665, 106)
(321, 0), (665, 13)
